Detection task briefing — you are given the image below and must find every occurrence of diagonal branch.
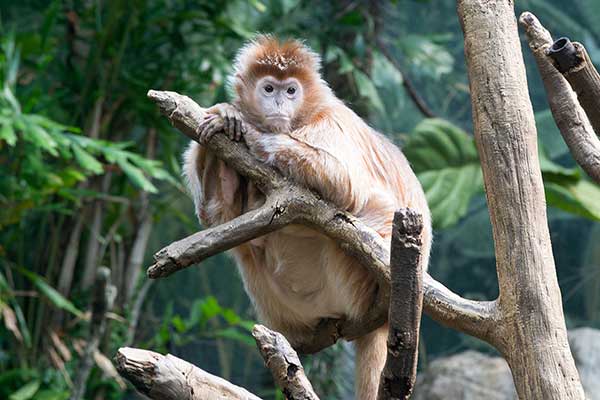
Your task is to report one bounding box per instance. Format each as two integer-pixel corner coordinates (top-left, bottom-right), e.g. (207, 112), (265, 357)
(252, 324), (320, 400)
(546, 37), (600, 139)
(520, 12), (600, 184)
(147, 89), (498, 353)
(375, 38), (437, 119)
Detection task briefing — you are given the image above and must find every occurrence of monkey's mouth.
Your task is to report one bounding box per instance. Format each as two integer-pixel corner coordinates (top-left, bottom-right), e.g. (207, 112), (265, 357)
(265, 114), (290, 121)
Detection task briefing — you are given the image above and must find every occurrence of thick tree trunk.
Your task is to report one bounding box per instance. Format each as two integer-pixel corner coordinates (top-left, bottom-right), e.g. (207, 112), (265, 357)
(457, 1), (584, 398)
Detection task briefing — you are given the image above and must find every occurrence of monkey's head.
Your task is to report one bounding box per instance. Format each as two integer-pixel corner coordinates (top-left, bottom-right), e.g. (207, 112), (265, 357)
(231, 35), (329, 132)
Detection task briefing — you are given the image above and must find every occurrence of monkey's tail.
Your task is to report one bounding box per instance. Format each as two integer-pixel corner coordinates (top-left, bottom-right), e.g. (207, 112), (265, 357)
(182, 142), (204, 219)
(354, 324), (388, 400)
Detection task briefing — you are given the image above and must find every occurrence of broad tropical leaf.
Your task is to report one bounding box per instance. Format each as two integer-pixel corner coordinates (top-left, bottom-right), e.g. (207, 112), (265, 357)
(404, 118), (482, 229)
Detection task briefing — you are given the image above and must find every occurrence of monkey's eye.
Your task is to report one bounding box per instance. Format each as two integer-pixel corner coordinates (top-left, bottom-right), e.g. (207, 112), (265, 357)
(264, 84), (274, 93)
(287, 87), (296, 95)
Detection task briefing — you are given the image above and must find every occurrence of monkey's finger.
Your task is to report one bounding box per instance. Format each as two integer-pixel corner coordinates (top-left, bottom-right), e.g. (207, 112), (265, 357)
(226, 117), (236, 140)
(196, 121), (209, 142)
(234, 119), (242, 141)
(223, 115), (230, 137)
(225, 110), (237, 139)
(200, 118), (224, 143)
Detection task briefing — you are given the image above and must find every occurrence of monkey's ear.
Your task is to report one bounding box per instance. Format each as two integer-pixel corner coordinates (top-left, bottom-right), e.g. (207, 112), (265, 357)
(235, 73), (248, 86)
(226, 72), (246, 98)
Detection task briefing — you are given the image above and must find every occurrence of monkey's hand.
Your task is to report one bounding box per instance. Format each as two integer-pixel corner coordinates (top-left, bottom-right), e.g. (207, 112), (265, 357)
(197, 103), (245, 143)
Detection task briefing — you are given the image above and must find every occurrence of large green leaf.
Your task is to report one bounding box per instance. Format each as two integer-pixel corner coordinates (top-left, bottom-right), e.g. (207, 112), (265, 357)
(538, 148), (600, 221)
(8, 380), (40, 400)
(353, 69), (385, 114)
(0, 120), (17, 146)
(18, 269), (83, 318)
(545, 179), (600, 221)
(404, 118), (482, 229)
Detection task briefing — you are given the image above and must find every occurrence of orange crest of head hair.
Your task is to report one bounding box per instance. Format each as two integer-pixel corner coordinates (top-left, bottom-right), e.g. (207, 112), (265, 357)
(233, 34), (321, 84)
(231, 35), (330, 128)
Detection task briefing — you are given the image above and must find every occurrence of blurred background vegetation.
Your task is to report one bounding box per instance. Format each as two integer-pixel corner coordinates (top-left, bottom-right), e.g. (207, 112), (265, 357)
(0, 0), (599, 399)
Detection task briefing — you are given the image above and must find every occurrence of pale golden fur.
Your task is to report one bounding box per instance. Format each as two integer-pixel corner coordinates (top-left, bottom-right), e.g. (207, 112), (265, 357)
(183, 35), (431, 400)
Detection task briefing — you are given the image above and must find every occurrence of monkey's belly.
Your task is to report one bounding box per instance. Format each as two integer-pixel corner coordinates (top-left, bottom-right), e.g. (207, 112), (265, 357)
(236, 225), (377, 338)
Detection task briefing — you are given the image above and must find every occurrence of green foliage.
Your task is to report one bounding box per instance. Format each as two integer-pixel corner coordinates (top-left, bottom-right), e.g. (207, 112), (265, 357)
(404, 119), (482, 229)
(404, 119), (600, 229)
(17, 269), (82, 318)
(148, 296), (255, 352)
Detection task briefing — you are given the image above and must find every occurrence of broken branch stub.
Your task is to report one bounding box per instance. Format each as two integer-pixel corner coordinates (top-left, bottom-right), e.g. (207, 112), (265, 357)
(377, 209), (424, 400)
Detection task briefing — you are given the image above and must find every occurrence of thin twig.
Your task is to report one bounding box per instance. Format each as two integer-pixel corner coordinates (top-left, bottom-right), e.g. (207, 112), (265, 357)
(375, 38), (437, 119)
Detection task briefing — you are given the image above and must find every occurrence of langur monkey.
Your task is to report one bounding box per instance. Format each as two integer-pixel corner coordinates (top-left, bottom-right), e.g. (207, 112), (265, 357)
(183, 35), (431, 400)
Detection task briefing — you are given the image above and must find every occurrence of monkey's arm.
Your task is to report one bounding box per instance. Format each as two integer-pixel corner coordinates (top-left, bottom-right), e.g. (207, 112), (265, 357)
(243, 125), (358, 211)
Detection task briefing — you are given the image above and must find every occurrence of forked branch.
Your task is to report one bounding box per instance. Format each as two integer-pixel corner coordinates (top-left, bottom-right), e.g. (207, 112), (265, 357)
(520, 12), (600, 184)
(147, 90), (498, 353)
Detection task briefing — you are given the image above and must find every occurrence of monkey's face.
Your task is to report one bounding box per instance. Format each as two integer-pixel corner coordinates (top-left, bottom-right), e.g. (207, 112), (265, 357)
(254, 76), (303, 132)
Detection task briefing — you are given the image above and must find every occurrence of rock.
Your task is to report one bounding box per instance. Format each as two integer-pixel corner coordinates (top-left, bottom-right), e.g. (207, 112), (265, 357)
(569, 327), (600, 399)
(412, 350), (516, 400)
(412, 328), (600, 400)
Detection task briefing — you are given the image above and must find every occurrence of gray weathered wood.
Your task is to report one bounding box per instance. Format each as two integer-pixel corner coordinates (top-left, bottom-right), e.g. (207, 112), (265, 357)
(520, 12), (600, 184)
(115, 347), (262, 400)
(457, 1), (585, 398)
(546, 38), (600, 138)
(252, 325), (320, 400)
(377, 209), (423, 400)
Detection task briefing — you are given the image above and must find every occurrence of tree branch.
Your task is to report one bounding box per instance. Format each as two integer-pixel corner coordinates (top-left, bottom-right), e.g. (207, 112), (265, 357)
(147, 89), (496, 353)
(377, 209), (423, 400)
(546, 37), (600, 138)
(375, 38), (437, 119)
(520, 12), (600, 184)
(70, 267), (116, 400)
(252, 325), (320, 400)
(115, 347), (262, 400)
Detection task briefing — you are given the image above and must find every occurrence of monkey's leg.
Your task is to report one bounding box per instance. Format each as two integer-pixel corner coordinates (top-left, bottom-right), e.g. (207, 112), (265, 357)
(354, 324), (388, 400)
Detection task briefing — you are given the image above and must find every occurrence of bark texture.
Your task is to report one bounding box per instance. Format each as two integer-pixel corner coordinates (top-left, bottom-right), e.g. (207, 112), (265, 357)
(377, 209), (423, 400)
(252, 325), (320, 400)
(115, 347), (262, 400)
(547, 38), (600, 137)
(520, 12), (600, 184)
(457, 1), (584, 398)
